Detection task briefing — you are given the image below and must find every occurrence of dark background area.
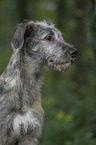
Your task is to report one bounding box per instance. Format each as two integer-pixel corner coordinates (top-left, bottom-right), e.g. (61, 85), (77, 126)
(0, 0), (96, 145)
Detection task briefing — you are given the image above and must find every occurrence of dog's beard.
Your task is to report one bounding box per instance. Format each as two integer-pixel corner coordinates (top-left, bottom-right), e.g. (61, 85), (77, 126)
(47, 60), (72, 72)
(53, 62), (71, 72)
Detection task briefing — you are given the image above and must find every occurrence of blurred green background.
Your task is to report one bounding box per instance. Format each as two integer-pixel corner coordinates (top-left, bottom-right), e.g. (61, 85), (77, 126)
(0, 0), (96, 145)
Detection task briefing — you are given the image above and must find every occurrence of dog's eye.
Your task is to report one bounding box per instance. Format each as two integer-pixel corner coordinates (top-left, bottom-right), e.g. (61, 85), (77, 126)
(45, 34), (54, 41)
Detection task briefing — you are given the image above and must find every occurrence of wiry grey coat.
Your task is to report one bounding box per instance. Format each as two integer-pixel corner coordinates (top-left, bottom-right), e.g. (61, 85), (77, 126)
(0, 20), (77, 145)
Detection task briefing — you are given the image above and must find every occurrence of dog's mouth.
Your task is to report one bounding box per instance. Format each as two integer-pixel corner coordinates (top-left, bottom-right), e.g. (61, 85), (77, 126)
(47, 60), (73, 72)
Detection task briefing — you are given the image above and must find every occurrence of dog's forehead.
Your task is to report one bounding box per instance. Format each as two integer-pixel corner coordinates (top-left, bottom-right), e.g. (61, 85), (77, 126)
(35, 21), (55, 28)
(35, 21), (62, 36)
(27, 20), (63, 39)
(27, 20), (54, 29)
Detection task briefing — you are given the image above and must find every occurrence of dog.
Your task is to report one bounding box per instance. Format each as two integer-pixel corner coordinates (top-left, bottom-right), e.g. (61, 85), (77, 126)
(0, 19), (77, 145)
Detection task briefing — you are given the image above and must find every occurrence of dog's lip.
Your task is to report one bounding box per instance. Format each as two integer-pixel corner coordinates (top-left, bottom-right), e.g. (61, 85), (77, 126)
(55, 62), (70, 65)
(48, 55), (76, 65)
(47, 57), (76, 68)
(48, 60), (71, 65)
(71, 57), (76, 63)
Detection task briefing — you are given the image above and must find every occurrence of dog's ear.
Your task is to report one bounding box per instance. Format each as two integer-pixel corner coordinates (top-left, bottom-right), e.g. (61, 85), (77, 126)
(11, 22), (34, 50)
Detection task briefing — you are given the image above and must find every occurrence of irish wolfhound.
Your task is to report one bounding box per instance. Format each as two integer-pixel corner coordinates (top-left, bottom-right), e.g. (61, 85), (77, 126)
(0, 19), (77, 145)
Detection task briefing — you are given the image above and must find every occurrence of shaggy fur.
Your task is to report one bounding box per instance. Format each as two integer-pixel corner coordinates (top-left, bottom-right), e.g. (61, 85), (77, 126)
(0, 19), (77, 145)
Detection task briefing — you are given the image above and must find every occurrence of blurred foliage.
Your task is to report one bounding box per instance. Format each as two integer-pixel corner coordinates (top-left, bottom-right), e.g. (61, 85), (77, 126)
(0, 0), (96, 145)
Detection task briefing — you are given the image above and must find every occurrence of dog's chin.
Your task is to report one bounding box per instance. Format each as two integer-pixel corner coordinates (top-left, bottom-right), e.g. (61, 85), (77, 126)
(47, 61), (72, 72)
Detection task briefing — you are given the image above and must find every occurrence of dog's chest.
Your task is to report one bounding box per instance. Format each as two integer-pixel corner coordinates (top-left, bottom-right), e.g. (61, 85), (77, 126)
(13, 109), (40, 135)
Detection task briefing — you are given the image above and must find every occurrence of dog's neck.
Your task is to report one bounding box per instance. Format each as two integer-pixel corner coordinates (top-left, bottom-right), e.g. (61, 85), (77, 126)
(2, 49), (43, 108)
(19, 49), (43, 96)
(20, 49), (43, 81)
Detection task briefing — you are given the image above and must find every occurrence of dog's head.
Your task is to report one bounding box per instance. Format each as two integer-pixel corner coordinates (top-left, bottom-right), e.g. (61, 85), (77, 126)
(11, 20), (77, 72)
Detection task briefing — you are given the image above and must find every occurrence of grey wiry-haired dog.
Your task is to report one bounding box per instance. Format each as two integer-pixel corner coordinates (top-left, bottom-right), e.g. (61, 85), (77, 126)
(0, 20), (77, 145)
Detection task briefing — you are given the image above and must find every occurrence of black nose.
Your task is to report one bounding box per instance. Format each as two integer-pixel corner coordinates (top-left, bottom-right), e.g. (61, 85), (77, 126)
(69, 49), (77, 58)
